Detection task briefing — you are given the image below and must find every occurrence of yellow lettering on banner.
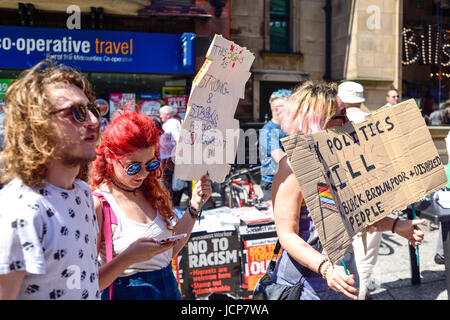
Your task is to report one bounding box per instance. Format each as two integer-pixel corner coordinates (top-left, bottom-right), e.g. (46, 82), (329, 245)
(105, 41), (112, 54)
(95, 38), (133, 55)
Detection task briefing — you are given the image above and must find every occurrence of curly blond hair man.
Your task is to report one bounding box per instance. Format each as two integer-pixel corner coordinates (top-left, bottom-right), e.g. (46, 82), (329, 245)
(0, 60), (101, 300)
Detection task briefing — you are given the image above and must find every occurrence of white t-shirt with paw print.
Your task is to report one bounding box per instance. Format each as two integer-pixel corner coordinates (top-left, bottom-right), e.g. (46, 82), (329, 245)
(0, 178), (100, 300)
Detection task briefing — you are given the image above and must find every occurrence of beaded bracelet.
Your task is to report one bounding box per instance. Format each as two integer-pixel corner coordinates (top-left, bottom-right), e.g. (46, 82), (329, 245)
(392, 217), (400, 234)
(317, 258), (329, 275)
(187, 201), (199, 219)
(321, 261), (332, 279)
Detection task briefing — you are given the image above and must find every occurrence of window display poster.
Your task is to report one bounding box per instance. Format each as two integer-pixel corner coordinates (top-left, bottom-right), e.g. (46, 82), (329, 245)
(95, 98), (109, 118)
(139, 93), (162, 119)
(109, 93), (136, 117)
(241, 237), (279, 297)
(162, 86), (186, 98)
(0, 79), (14, 138)
(177, 230), (242, 299)
(0, 79), (14, 99)
(172, 256), (185, 297)
(140, 99), (161, 119)
(165, 95), (188, 120)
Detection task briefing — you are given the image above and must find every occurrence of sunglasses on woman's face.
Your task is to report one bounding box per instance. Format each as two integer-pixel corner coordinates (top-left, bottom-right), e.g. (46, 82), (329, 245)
(330, 107), (348, 122)
(118, 157), (160, 176)
(51, 103), (101, 123)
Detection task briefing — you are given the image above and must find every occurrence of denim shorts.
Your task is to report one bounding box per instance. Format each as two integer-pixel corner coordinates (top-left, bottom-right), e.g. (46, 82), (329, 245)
(101, 263), (182, 300)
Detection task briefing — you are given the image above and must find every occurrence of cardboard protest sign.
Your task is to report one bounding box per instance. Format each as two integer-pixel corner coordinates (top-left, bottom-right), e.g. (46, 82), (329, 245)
(282, 99), (447, 264)
(174, 34), (255, 182)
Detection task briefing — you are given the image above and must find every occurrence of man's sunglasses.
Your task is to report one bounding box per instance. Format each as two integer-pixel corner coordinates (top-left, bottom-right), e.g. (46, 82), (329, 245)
(118, 158), (160, 176)
(50, 103), (101, 123)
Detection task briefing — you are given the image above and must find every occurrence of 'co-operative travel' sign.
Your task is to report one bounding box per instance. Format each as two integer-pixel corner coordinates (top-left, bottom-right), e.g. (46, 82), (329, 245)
(0, 25), (195, 74)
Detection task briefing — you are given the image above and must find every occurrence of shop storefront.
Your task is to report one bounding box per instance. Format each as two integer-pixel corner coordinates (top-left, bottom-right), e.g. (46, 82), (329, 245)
(402, 1), (450, 126)
(0, 25), (196, 135)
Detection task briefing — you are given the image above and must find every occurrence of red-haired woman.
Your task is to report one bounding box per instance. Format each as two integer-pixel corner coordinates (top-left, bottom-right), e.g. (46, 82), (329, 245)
(90, 111), (211, 300)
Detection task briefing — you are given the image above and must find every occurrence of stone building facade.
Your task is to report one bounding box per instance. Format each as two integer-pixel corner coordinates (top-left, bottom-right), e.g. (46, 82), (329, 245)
(230, 0), (403, 122)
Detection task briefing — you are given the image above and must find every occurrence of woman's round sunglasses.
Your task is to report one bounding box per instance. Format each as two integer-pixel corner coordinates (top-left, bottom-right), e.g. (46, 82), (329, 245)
(330, 106), (348, 122)
(50, 103), (101, 123)
(118, 158), (160, 176)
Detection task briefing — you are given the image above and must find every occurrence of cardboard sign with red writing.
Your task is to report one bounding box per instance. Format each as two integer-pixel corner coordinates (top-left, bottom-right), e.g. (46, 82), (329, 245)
(174, 34), (255, 182)
(281, 99), (447, 263)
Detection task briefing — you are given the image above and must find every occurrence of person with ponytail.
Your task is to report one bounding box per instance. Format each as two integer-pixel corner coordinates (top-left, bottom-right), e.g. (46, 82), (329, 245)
(90, 111), (211, 300)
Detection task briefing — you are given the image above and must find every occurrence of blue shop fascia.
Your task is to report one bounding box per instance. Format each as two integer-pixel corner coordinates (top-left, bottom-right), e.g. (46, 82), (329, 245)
(0, 25), (196, 128)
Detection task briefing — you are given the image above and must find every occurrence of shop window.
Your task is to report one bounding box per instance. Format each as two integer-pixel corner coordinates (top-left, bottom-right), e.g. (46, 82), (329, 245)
(269, 0), (290, 53)
(259, 81), (296, 122)
(402, 1), (450, 126)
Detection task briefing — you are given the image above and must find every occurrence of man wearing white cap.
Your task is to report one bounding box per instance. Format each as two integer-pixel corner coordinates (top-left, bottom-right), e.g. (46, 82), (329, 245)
(160, 105), (181, 146)
(338, 81), (381, 300)
(337, 81), (369, 123)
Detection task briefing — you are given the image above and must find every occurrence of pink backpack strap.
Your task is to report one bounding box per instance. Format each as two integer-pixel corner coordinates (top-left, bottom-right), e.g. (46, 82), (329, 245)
(92, 191), (117, 300)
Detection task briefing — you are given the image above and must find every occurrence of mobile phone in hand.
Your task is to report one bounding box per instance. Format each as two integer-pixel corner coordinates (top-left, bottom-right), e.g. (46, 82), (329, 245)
(158, 233), (187, 244)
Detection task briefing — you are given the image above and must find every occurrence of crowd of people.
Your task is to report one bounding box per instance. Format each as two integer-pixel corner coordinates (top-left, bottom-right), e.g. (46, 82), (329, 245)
(259, 81), (442, 300)
(0, 59), (442, 300)
(0, 60), (211, 300)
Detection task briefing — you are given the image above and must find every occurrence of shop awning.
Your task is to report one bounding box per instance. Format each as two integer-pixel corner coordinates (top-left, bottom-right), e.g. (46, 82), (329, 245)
(0, 0), (149, 16)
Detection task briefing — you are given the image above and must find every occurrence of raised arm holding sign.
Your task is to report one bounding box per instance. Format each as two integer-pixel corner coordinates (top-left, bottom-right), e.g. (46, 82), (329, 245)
(174, 35), (255, 183)
(269, 81), (433, 300)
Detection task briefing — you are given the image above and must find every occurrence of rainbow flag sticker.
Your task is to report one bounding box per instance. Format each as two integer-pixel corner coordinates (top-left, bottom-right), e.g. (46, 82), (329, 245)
(317, 183), (337, 209)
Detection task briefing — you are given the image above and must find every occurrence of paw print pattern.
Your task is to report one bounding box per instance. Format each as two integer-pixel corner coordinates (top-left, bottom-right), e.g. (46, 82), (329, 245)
(46, 208), (55, 218)
(68, 208), (75, 218)
(25, 284), (40, 294)
(60, 226), (69, 236)
(22, 242), (35, 251)
(27, 203), (40, 211)
(8, 183), (100, 300)
(9, 261), (24, 271)
(39, 189), (50, 196)
(11, 219), (27, 228)
(81, 289), (89, 300)
(49, 289), (65, 300)
(61, 268), (75, 278)
(39, 223), (48, 243)
(53, 249), (67, 261)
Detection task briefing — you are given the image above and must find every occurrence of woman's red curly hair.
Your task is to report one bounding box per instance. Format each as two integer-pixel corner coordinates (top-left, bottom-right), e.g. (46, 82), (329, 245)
(89, 111), (176, 231)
